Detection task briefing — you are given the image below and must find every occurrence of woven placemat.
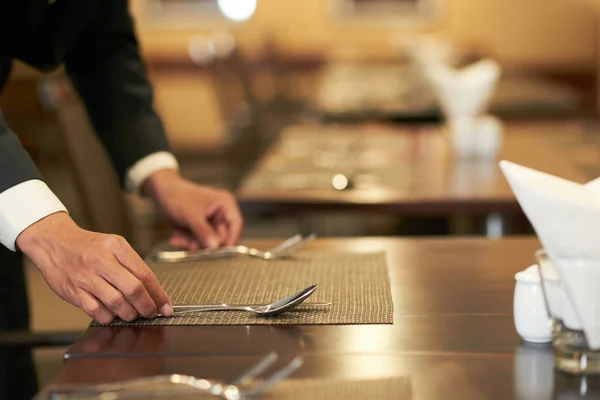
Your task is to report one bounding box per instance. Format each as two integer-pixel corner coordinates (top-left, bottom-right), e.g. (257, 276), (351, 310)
(266, 377), (410, 399)
(76, 377), (409, 399)
(92, 252), (393, 326)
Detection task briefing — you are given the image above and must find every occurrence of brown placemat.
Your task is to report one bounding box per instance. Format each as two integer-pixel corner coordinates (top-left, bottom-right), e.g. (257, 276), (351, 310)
(91, 252), (393, 326)
(70, 377), (410, 399)
(266, 377), (410, 399)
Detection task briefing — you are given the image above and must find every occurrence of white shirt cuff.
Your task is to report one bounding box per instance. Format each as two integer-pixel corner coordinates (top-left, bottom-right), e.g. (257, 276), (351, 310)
(125, 152), (180, 194)
(0, 180), (68, 252)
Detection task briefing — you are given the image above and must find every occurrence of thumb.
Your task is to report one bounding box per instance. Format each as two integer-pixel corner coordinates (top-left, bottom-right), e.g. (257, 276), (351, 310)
(169, 228), (198, 250)
(189, 220), (220, 249)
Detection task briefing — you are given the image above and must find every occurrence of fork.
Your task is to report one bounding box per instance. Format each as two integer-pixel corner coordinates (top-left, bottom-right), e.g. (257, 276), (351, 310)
(151, 233), (316, 263)
(42, 352), (302, 399)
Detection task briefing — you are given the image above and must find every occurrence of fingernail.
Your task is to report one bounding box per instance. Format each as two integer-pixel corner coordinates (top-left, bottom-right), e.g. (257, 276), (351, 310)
(207, 238), (219, 249)
(160, 303), (173, 317)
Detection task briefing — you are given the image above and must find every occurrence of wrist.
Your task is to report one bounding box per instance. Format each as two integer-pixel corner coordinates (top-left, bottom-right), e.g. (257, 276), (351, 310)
(126, 152), (180, 194)
(141, 169), (183, 199)
(16, 211), (78, 255)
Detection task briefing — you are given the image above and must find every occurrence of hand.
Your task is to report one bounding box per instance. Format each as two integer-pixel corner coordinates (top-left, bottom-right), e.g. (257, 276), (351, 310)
(143, 170), (243, 250)
(16, 212), (172, 324)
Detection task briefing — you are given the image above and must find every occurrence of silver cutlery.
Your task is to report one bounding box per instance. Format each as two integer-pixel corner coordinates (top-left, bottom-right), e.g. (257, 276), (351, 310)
(169, 284), (322, 317)
(41, 352), (302, 399)
(151, 233), (316, 263)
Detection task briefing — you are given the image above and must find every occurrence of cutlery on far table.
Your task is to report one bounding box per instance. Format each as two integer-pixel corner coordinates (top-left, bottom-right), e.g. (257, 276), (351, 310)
(151, 233), (316, 263)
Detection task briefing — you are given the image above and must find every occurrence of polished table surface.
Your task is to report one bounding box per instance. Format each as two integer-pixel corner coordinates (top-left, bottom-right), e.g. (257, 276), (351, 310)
(42, 237), (600, 399)
(313, 61), (585, 122)
(237, 120), (589, 215)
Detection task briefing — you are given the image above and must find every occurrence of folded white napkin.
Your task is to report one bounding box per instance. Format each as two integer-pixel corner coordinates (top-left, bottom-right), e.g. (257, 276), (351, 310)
(424, 59), (501, 120)
(401, 34), (457, 68)
(500, 160), (600, 348)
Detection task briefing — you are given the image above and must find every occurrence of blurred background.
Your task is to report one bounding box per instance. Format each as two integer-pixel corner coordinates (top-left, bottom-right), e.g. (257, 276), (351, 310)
(3, 0), (600, 391)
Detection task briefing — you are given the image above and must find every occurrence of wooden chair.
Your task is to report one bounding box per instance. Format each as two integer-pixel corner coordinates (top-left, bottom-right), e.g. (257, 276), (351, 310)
(188, 32), (272, 188)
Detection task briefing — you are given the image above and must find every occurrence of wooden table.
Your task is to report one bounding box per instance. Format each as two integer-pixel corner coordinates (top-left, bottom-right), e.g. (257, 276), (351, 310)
(39, 237), (600, 399)
(237, 120), (588, 236)
(313, 61), (586, 123)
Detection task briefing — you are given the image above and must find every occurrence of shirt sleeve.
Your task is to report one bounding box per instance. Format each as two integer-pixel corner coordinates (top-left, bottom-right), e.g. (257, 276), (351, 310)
(125, 151), (179, 194)
(0, 111), (68, 251)
(64, 0), (174, 189)
(0, 180), (67, 251)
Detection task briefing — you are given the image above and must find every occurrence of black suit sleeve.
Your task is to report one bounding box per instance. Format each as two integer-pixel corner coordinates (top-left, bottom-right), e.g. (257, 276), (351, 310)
(0, 58), (44, 193)
(64, 0), (171, 187)
(0, 112), (44, 193)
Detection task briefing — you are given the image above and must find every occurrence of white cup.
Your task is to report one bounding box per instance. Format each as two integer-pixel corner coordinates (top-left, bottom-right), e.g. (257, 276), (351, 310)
(514, 265), (552, 343)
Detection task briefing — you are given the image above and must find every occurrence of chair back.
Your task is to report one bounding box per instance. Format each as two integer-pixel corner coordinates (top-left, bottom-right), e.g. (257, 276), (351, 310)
(188, 32), (266, 186)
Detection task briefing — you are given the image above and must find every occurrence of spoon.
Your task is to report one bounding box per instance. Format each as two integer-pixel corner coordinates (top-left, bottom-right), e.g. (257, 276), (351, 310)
(169, 285), (322, 317)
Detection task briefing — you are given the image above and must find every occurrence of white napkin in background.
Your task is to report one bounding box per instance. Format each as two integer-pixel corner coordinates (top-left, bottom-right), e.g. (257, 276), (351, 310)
(424, 59), (501, 120)
(400, 34), (457, 68)
(397, 34), (459, 88)
(499, 160), (600, 349)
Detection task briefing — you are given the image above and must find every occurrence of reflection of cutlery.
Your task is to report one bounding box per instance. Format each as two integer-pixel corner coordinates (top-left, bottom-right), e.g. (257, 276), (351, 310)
(151, 234), (316, 263)
(41, 352), (302, 399)
(169, 285), (322, 317)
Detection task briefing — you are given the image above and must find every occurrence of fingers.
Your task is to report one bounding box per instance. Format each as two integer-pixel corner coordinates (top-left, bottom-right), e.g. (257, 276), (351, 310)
(99, 257), (159, 319)
(163, 187), (243, 249)
(169, 235), (189, 249)
(169, 229), (199, 250)
(77, 289), (114, 325)
(83, 275), (139, 322)
(185, 189), (242, 247)
(184, 212), (239, 248)
(215, 222), (228, 244)
(220, 196), (243, 246)
(188, 219), (220, 249)
(219, 205), (244, 246)
(109, 236), (173, 317)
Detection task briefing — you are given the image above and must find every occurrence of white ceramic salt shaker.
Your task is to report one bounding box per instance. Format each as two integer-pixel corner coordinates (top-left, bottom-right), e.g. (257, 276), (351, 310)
(514, 265), (552, 343)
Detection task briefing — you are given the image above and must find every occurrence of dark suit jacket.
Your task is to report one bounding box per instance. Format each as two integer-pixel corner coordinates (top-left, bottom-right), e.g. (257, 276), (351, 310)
(0, 0), (171, 194)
